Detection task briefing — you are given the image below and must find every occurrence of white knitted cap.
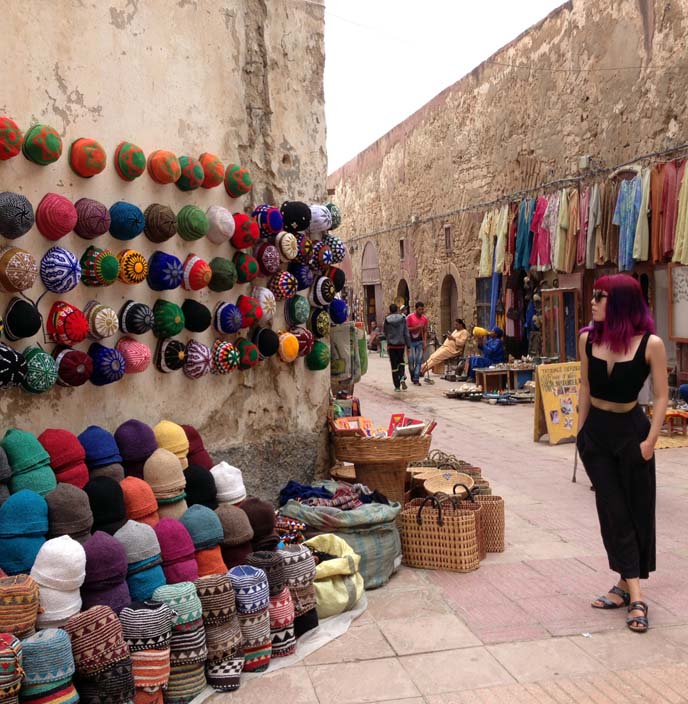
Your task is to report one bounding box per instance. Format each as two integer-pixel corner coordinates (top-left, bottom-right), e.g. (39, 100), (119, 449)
(206, 206), (235, 244)
(30, 535), (86, 591)
(210, 462), (246, 504)
(36, 585), (82, 628)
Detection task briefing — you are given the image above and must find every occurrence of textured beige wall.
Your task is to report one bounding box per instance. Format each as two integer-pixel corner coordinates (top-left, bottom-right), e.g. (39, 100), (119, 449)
(328, 0), (688, 329)
(0, 0), (329, 486)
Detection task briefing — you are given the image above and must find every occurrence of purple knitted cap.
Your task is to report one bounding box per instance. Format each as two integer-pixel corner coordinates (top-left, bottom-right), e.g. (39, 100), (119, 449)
(114, 420), (157, 479)
(153, 518), (195, 563)
(82, 530), (128, 586)
(80, 579), (131, 614)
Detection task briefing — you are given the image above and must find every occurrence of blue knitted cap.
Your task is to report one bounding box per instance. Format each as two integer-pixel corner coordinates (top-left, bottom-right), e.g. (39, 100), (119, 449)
(109, 202), (145, 241)
(147, 251), (183, 291)
(20, 628), (75, 685)
(0, 535), (46, 575)
(78, 426), (123, 469)
(180, 505), (223, 550)
(0, 489), (49, 537)
(126, 562), (167, 602)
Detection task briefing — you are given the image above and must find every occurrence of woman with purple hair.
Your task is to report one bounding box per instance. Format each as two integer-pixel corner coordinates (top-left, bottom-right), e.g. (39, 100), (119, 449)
(578, 274), (668, 633)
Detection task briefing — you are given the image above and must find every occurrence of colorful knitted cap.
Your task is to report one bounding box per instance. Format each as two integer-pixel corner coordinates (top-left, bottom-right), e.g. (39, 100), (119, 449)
(0, 344), (27, 390)
(276, 231), (298, 260)
(119, 300), (154, 336)
(78, 427), (122, 470)
(325, 202), (342, 229)
(147, 251), (183, 291)
(117, 337), (152, 374)
(210, 340), (239, 375)
(323, 233), (346, 263)
(224, 164), (252, 198)
(45, 483), (93, 540)
(280, 201), (311, 233)
(268, 271), (298, 300)
(117, 249), (148, 284)
(69, 138), (106, 178)
(252, 204), (283, 239)
(307, 307), (331, 339)
(147, 149), (181, 184)
(310, 240), (333, 272)
(154, 519), (198, 584)
(80, 245), (120, 286)
(120, 476), (159, 524)
(199, 153), (224, 189)
(248, 551), (286, 596)
(227, 565), (269, 614)
(0, 117), (23, 161)
(35, 193), (77, 241)
(84, 301), (119, 341)
(177, 205), (209, 241)
(88, 343), (126, 386)
(311, 276), (336, 306)
(213, 302), (242, 335)
(181, 300), (211, 333)
(206, 205), (234, 244)
(30, 535), (86, 590)
(153, 422), (189, 467)
(114, 141), (146, 181)
(51, 346), (92, 388)
(330, 298), (348, 324)
(114, 519), (162, 565)
(194, 573), (236, 624)
(324, 264), (346, 291)
(0, 632), (23, 700)
(294, 234), (314, 265)
(252, 285), (277, 322)
(109, 201), (145, 240)
(230, 213), (259, 249)
(37, 429), (88, 488)
(119, 600), (174, 653)
(151, 581), (202, 625)
(233, 251), (260, 285)
(278, 331), (300, 363)
(46, 301), (89, 346)
(236, 295), (263, 328)
(180, 504), (222, 549)
(306, 339), (331, 370)
(19, 345), (57, 395)
(235, 337), (259, 370)
(182, 253), (211, 291)
(39, 246), (81, 293)
(208, 257), (237, 292)
(1, 428), (50, 475)
(152, 300), (185, 339)
(144, 204), (177, 243)
(176, 156), (204, 191)
(0, 574), (40, 637)
(114, 420), (158, 478)
(183, 340), (211, 380)
(84, 477), (127, 535)
(0, 192), (34, 239)
(0, 246), (38, 293)
(215, 504), (253, 547)
(292, 325), (315, 357)
(74, 197), (110, 239)
(252, 326), (280, 359)
(154, 338), (186, 374)
(144, 448), (186, 498)
(21, 628), (76, 684)
(277, 544), (317, 586)
(22, 124), (62, 165)
(210, 462), (246, 504)
(308, 204), (333, 234)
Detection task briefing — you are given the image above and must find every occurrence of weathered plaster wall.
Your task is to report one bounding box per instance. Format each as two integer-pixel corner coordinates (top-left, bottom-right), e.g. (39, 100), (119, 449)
(328, 0), (688, 329)
(0, 0), (329, 496)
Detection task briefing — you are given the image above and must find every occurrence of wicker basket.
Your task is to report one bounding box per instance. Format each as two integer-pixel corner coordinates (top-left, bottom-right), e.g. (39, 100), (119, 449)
(400, 496), (480, 573)
(444, 483), (486, 560)
(332, 435), (432, 464)
(473, 495), (505, 552)
(423, 472), (475, 497)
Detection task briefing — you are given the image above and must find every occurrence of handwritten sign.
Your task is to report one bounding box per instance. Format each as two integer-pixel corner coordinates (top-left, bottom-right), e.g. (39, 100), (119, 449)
(533, 362), (581, 445)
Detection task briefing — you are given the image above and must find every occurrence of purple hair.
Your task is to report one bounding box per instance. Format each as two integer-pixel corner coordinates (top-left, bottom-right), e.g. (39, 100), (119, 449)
(585, 274), (655, 353)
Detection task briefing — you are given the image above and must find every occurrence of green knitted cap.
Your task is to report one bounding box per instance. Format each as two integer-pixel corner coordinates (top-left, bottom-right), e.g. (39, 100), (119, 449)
(305, 339), (330, 371)
(22, 124), (63, 165)
(152, 300), (185, 339)
(208, 257), (237, 292)
(21, 346), (58, 394)
(177, 205), (209, 241)
(1, 428), (50, 474)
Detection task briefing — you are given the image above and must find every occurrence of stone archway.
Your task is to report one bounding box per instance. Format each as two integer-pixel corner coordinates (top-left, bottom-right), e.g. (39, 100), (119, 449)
(361, 241), (383, 328)
(396, 279), (410, 310)
(439, 274), (459, 337)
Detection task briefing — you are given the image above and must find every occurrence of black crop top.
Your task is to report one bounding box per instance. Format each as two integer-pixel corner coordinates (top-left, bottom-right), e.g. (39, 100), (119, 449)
(586, 332), (651, 403)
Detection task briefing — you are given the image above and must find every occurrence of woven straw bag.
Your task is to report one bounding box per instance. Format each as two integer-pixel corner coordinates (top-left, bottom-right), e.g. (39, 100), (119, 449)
(446, 483), (486, 561)
(400, 496), (479, 573)
(472, 494), (504, 552)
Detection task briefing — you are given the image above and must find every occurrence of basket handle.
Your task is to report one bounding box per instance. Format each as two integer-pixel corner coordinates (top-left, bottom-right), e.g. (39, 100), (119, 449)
(453, 483), (476, 502)
(436, 461), (459, 471)
(416, 495), (443, 527)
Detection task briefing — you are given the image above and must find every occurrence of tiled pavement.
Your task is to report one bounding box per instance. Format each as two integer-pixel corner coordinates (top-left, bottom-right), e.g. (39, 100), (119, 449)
(212, 356), (688, 702)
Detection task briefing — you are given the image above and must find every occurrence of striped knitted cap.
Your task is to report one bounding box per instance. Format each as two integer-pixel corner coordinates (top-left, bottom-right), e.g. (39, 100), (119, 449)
(227, 565), (269, 614)
(151, 582), (202, 626)
(0, 633), (23, 692)
(64, 605), (130, 676)
(269, 587), (296, 657)
(237, 610), (272, 672)
(247, 551), (285, 596)
(0, 574), (40, 638)
(164, 661), (206, 703)
(119, 601), (174, 652)
(128, 647), (171, 690)
(169, 617), (207, 664)
(74, 657), (135, 702)
(277, 545), (317, 586)
(194, 574), (236, 625)
(204, 658), (243, 692)
(21, 628), (75, 684)
(290, 581), (317, 617)
(204, 617), (242, 663)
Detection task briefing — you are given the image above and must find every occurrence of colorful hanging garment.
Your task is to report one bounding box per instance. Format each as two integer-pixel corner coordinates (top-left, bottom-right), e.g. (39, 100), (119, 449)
(613, 175), (642, 271)
(478, 210), (495, 277)
(633, 168), (651, 262)
(585, 183), (600, 269)
(553, 189), (569, 271)
(650, 164), (665, 263)
(672, 164), (688, 265)
(563, 188), (580, 273)
(494, 204), (509, 274)
(661, 161), (685, 259)
(528, 196), (550, 271)
(514, 199), (535, 270)
(577, 187), (590, 267)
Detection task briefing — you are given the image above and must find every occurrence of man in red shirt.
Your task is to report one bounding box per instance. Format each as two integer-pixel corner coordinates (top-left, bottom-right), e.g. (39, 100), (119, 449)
(406, 302), (428, 385)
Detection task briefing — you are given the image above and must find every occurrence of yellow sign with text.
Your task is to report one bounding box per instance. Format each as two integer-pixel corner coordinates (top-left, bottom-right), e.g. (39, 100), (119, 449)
(533, 362), (581, 445)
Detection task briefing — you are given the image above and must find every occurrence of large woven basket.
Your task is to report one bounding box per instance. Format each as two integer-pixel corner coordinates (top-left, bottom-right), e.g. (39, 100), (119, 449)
(423, 472), (475, 497)
(473, 495), (505, 552)
(332, 435), (432, 464)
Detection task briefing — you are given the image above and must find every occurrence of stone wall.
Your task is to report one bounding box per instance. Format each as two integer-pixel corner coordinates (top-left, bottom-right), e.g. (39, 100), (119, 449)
(0, 0), (328, 498)
(327, 0), (688, 332)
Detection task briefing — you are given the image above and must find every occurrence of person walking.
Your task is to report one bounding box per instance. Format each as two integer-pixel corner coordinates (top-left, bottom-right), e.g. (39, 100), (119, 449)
(383, 304), (411, 392)
(406, 301), (428, 385)
(578, 274), (668, 634)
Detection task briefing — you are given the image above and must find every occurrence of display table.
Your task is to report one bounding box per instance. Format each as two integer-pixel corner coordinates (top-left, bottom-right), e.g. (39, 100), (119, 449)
(475, 369), (509, 393)
(507, 367), (535, 390)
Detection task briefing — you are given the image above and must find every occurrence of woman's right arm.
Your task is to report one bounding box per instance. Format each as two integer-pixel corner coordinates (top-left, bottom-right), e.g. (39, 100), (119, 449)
(578, 332), (590, 430)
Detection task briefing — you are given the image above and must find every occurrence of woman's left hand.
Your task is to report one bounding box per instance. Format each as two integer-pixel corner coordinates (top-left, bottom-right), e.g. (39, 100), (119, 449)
(640, 439), (655, 461)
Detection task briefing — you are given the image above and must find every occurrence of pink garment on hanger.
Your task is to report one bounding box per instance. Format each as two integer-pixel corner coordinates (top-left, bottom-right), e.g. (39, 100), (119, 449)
(528, 196), (551, 271)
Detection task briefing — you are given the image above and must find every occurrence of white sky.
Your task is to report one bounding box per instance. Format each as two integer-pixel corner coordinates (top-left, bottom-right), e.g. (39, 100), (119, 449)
(324, 0), (564, 173)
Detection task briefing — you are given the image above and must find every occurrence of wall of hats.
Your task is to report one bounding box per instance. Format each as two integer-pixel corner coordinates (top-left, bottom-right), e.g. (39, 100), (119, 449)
(0, 119), (348, 399)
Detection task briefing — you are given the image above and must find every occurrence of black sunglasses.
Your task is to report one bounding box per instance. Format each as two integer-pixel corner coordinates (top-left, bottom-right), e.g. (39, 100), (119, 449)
(592, 290), (608, 303)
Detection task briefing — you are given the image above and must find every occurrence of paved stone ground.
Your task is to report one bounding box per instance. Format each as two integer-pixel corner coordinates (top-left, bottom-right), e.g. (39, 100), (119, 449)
(214, 355), (688, 703)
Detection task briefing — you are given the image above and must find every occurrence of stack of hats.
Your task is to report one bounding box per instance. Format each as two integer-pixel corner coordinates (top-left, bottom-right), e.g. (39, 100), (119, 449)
(228, 565), (271, 672)
(84, 476), (127, 534)
(120, 601), (174, 704)
(215, 505), (254, 569)
(151, 582), (207, 704)
(1, 429), (56, 496)
(120, 477), (159, 527)
(20, 628), (78, 704)
(0, 448), (10, 507)
(78, 425), (125, 481)
(183, 465), (217, 510)
(182, 426), (213, 470)
(81, 532), (131, 614)
(240, 497), (279, 551)
(0, 574), (40, 638)
(144, 449), (187, 520)
(154, 519), (198, 584)
(30, 536), (86, 628)
(210, 462), (246, 505)
(0, 634), (23, 704)
(65, 605), (134, 704)
(45, 484), (93, 543)
(278, 545), (319, 638)
(194, 575), (243, 692)
(37, 429), (89, 489)
(247, 551), (295, 657)
(114, 420), (158, 479)
(114, 520), (166, 601)
(0, 490), (48, 576)
(180, 506), (226, 577)
(153, 421), (190, 470)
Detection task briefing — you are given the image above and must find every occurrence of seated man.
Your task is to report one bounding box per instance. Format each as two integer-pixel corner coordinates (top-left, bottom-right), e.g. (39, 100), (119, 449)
(421, 318), (469, 376)
(367, 321), (381, 351)
(466, 326), (506, 380)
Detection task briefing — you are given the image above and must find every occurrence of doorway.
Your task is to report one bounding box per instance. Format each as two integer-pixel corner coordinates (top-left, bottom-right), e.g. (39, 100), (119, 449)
(396, 279), (410, 311)
(440, 274), (459, 337)
(364, 284), (378, 330)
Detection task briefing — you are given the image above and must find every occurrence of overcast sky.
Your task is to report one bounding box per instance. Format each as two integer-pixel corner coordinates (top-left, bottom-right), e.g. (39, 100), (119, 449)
(324, 0), (564, 173)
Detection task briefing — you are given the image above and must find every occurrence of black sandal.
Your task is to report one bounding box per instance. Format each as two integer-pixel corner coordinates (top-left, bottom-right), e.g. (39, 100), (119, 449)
(627, 601), (649, 633)
(591, 585), (630, 609)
